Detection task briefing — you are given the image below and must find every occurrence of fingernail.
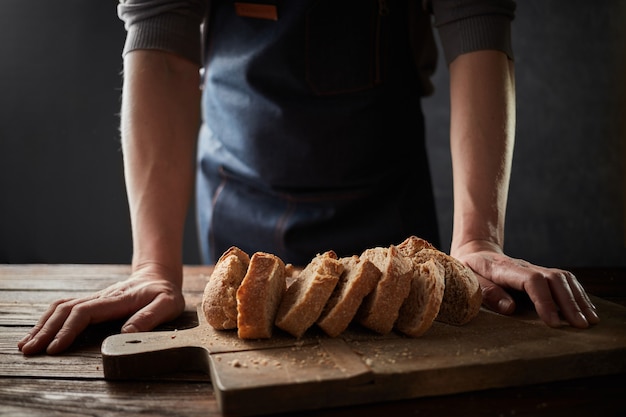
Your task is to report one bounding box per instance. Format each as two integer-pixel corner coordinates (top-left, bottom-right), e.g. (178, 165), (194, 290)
(498, 299), (514, 314)
(122, 323), (138, 333)
(18, 333), (32, 347)
(20, 339), (35, 353)
(577, 312), (589, 327)
(46, 339), (59, 354)
(23, 337), (37, 349)
(587, 308), (600, 324)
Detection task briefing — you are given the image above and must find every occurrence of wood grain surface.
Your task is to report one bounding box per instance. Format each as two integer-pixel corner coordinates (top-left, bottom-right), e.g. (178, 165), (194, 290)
(1, 265), (625, 416)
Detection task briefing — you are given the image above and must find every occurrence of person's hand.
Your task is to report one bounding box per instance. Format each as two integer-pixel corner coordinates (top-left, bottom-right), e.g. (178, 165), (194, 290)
(17, 264), (186, 355)
(452, 240), (600, 328)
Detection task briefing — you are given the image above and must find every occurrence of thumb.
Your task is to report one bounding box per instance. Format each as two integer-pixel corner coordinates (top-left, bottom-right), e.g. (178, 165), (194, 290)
(121, 294), (184, 334)
(476, 275), (516, 315)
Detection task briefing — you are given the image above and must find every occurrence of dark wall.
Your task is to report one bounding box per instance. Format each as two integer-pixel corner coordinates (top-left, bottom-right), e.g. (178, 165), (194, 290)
(1, 1), (624, 267)
(424, 0), (626, 267)
(1, 1), (129, 263)
(0, 0), (202, 264)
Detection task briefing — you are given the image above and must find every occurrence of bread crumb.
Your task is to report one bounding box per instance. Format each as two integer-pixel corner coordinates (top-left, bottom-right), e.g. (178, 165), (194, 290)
(249, 357), (269, 367)
(229, 359), (246, 368)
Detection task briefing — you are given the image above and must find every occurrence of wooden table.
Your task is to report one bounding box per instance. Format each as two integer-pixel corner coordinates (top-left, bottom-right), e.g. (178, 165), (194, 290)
(1, 265), (624, 416)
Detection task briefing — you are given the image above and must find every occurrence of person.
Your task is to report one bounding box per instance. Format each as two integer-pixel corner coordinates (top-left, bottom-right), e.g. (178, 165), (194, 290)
(18, 0), (599, 356)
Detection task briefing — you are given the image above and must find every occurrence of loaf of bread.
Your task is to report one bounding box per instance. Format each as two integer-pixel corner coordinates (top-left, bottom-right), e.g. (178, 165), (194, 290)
(397, 235), (435, 257)
(357, 245), (413, 334)
(205, 235), (480, 341)
(275, 251), (344, 338)
(201, 246), (250, 330)
(317, 255), (381, 337)
(396, 258), (445, 337)
(411, 248), (482, 325)
(236, 252), (286, 339)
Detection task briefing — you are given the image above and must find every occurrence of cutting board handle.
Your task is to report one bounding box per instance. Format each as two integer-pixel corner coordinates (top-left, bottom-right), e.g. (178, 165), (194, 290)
(101, 327), (209, 380)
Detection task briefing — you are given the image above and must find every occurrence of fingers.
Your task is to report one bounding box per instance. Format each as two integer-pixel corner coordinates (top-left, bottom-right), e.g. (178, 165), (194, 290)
(18, 297), (95, 355)
(476, 275), (516, 315)
(122, 292), (185, 334)
(41, 301), (94, 355)
(45, 295), (142, 354)
(547, 269), (599, 326)
(522, 273), (564, 328)
(19, 294), (127, 356)
(521, 268), (602, 329)
(17, 298), (71, 350)
(567, 272), (600, 325)
(461, 250), (599, 329)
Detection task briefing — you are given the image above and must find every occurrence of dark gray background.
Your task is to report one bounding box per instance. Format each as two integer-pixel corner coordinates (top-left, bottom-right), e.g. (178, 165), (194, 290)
(1, 1), (624, 267)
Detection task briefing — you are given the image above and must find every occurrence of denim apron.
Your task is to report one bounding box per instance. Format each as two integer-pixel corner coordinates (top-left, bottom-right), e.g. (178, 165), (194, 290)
(196, 0), (439, 265)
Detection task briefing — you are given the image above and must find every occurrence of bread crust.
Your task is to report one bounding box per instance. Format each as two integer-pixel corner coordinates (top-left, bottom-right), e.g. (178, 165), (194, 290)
(236, 252), (286, 339)
(411, 248), (482, 325)
(396, 258), (445, 337)
(357, 245), (413, 334)
(208, 236), (480, 341)
(397, 235), (435, 257)
(317, 256), (381, 337)
(201, 246), (250, 330)
(275, 251), (344, 338)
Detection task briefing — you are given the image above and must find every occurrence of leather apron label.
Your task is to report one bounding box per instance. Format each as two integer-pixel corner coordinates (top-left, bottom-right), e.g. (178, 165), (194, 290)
(234, 2), (278, 20)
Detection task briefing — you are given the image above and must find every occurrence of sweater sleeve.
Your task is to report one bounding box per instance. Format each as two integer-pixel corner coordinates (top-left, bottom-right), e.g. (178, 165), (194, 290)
(117, 0), (207, 65)
(427, 0), (516, 64)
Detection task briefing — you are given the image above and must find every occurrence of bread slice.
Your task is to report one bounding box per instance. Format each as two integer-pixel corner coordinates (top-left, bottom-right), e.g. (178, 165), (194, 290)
(397, 235), (435, 257)
(275, 251), (344, 338)
(201, 246), (250, 330)
(357, 245), (413, 334)
(412, 248), (482, 325)
(396, 258), (445, 337)
(236, 252), (286, 339)
(317, 256), (381, 337)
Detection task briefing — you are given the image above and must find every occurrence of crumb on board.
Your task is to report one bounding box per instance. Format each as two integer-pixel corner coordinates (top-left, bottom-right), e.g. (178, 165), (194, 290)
(227, 356), (283, 369)
(229, 359), (246, 368)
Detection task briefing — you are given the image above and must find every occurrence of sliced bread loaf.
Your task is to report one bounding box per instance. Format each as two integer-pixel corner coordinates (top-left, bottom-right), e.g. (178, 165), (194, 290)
(412, 248), (482, 325)
(275, 251), (344, 338)
(201, 246), (250, 330)
(317, 255), (381, 337)
(236, 252), (286, 339)
(357, 245), (413, 334)
(396, 258), (445, 337)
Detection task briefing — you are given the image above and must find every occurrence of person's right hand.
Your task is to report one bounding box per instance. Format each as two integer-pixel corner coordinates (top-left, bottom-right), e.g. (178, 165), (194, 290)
(17, 264), (186, 355)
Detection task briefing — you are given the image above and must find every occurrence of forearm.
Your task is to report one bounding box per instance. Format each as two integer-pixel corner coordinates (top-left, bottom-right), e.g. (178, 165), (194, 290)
(120, 50), (201, 284)
(448, 50), (516, 255)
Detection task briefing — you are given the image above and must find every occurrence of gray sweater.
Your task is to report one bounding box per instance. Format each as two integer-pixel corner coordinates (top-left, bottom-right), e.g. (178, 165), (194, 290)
(118, 0), (516, 70)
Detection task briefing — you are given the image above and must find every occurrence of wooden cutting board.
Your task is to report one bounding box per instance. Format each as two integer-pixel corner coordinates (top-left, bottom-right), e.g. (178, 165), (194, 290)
(102, 296), (626, 416)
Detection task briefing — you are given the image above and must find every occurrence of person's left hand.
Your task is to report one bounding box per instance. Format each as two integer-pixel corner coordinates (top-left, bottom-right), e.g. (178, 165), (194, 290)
(452, 240), (600, 328)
